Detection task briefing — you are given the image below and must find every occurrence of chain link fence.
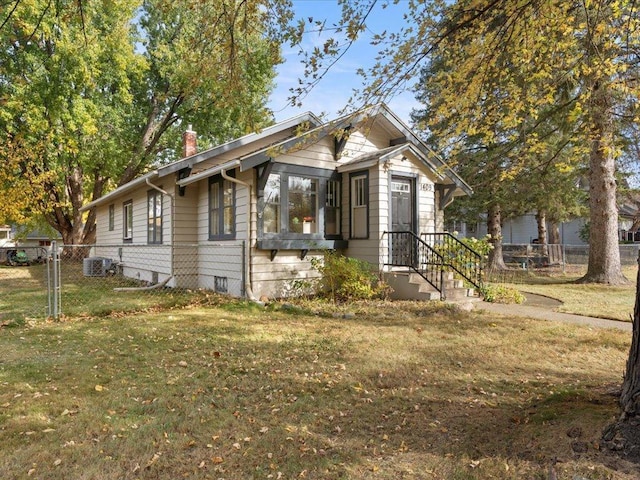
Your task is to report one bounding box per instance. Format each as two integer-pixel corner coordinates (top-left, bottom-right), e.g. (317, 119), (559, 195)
(501, 243), (640, 270)
(1, 243), (245, 323)
(2, 241), (640, 322)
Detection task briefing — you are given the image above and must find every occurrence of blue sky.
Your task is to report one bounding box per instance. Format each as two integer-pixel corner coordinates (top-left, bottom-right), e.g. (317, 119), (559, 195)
(268, 0), (416, 124)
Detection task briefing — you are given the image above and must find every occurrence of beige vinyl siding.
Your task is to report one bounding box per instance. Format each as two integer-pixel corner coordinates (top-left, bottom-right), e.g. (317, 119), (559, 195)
(191, 168), (253, 293)
(338, 128), (388, 162)
(274, 137), (335, 170)
(197, 243), (244, 296)
(173, 182), (198, 244)
(95, 203), (122, 245)
(251, 250), (323, 298)
(346, 166), (383, 267)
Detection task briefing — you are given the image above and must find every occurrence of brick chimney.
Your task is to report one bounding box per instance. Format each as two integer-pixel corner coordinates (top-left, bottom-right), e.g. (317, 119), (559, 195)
(182, 125), (197, 158)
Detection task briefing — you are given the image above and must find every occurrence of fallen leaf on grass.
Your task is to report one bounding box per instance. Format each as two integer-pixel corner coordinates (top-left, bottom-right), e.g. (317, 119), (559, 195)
(95, 385), (104, 392)
(212, 456), (224, 464)
(145, 452), (161, 469)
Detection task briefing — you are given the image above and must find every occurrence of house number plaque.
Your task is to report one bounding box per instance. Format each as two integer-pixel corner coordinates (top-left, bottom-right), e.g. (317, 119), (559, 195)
(420, 183), (434, 191)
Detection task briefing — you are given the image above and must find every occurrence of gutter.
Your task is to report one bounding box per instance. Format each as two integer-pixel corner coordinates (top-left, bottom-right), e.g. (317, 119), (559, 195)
(146, 178), (175, 281)
(80, 171), (159, 212)
(221, 167), (257, 302)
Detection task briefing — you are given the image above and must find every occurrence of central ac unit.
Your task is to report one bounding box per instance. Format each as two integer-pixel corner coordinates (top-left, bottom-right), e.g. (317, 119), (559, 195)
(83, 257), (113, 277)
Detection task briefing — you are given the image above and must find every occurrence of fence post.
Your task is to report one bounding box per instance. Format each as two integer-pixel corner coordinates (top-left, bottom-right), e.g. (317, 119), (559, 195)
(48, 241), (61, 320)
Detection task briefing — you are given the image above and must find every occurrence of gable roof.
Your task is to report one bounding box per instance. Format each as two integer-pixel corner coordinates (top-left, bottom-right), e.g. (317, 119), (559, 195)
(80, 112), (321, 212)
(82, 105), (470, 212)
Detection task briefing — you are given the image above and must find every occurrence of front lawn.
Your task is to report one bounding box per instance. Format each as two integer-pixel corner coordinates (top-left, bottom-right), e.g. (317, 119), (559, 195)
(0, 300), (635, 479)
(489, 265), (637, 321)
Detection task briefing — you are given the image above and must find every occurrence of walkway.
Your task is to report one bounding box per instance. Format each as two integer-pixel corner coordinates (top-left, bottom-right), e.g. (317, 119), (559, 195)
(475, 293), (633, 332)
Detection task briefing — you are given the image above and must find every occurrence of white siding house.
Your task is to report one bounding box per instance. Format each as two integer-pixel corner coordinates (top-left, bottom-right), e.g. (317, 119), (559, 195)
(81, 105), (472, 299)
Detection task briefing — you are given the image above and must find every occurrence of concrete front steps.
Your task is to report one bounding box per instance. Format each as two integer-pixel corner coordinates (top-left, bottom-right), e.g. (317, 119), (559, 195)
(383, 270), (478, 302)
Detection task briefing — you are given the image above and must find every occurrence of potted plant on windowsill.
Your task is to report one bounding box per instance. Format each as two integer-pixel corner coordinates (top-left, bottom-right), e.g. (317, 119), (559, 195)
(303, 216), (316, 234)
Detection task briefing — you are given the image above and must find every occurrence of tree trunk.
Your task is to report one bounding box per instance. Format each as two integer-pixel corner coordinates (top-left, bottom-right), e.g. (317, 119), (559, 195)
(579, 80), (627, 284)
(548, 221), (561, 245)
(487, 203), (507, 271)
(602, 253), (640, 454)
(535, 209), (548, 256)
(620, 253), (640, 417)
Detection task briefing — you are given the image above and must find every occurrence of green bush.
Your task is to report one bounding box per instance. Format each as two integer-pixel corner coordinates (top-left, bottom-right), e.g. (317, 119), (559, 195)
(480, 284), (525, 304)
(311, 251), (390, 302)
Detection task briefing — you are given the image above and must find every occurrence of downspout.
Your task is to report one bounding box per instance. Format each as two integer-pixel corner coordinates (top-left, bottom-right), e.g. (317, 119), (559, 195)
(221, 168), (257, 301)
(146, 179), (175, 280)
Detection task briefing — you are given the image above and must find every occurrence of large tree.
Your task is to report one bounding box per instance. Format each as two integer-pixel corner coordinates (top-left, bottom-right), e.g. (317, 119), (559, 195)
(0, 0), (287, 244)
(297, 0), (639, 285)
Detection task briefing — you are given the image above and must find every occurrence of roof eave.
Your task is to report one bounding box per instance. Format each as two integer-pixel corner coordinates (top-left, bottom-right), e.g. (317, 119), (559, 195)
(80, 171), (159, 212)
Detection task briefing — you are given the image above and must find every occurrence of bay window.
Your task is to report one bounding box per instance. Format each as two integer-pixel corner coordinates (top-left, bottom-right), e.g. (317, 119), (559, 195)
(288, 176), (318, 234)
(259, 165), (341, 243)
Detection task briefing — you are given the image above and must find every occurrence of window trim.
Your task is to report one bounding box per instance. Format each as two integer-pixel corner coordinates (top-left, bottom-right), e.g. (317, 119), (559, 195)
(147, 188), (163, 244)
(349, 171), (369, 239)
(208, 173), (236, 240)
(123, 200), (133, 243)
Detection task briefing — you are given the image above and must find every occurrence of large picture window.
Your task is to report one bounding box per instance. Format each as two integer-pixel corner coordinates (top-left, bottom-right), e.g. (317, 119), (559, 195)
(147, 190), (163, 244)
(123, 200), (133, 242)
(209, 175), (235, 239)
(288, 176), (318, 234)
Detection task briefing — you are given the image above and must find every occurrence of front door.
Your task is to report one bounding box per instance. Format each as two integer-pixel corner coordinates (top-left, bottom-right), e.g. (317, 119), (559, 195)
(391, 177), (415, 265)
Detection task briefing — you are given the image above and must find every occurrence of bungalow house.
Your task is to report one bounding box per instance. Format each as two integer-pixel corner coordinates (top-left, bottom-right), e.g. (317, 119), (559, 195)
(81, 104), (476, 300)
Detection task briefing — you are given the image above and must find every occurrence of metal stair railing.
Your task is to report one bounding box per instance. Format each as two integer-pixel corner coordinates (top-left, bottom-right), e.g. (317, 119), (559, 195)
(420, 232), (483, 289)
(384, 231), (447, 299)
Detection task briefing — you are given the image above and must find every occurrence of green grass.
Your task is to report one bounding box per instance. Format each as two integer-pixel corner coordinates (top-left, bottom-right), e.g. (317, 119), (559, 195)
(487, 265), (637, 321)
(0, 263), (215, 323)
(0, 299), (636, 479)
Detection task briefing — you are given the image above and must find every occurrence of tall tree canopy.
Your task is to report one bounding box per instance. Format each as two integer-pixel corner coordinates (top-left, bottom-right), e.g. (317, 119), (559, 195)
(298, 0), (639, 285)
(0, 0), (289, 244)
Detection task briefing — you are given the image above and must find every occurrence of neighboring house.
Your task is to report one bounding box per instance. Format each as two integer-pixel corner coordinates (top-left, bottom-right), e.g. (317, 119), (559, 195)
(618, 192), (640, 242)
(450, 214), (588, 245)
(81, 104), (473, 299)
(0, 225), (60, 264)
(0, 225), (12, 248)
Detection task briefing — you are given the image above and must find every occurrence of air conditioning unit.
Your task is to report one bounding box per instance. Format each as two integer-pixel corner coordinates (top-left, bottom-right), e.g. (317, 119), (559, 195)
(83, 257), (113, 277)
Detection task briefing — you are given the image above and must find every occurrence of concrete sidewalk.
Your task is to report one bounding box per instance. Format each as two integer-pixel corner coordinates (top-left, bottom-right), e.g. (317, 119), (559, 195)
(475, 295), (633, 332)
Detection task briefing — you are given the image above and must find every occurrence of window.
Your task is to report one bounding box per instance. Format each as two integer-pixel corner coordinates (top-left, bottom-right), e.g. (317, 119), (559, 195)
(108, 204), (115, 231)
(123, 200), (133, 242)
(288, 175), (318, 234)
(147, 190), (163, 244)
(325, 180), (341, 236)
(263, 174), (281, 234)
(259, 167), (341, 241)
(350, 173), (368, 239)
(209, 175), (235, 239)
